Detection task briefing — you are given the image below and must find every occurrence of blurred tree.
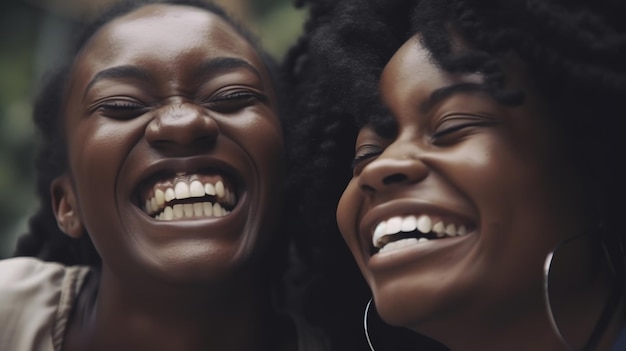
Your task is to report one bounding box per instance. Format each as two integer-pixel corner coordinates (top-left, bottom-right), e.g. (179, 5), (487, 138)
(0, 0), (306, 258)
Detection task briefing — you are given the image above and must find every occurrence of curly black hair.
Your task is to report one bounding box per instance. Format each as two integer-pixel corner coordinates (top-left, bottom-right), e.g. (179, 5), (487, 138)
(282, 0), (626, 349)
(13, 0), (285, 268)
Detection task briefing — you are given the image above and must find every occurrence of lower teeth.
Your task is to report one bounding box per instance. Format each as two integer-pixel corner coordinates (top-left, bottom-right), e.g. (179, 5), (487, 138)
(378, 237), (428, 253)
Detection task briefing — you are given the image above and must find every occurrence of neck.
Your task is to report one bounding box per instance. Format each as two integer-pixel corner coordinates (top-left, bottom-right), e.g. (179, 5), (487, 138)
(412, 292), (569, 351)
(414, 245), (624, 351)
(63, 266), (296, 351)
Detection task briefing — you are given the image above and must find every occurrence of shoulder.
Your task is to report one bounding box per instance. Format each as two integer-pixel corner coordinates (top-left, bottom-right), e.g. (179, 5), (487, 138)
(0, 256), (71, 282)
(0, 257), (91, 351)
(0, 257), (90, 298)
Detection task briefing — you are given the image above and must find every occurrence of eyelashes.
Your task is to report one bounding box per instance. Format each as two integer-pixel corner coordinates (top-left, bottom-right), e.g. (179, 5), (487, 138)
(88, 88), (268, 120)
(202, 90), (268, 113)
(351, 150), (384, 170)
(350, 116), (496, 172)
(90, 98), (149, 120)
(351, 141), (386, 173)
(431, 119), (497, 145)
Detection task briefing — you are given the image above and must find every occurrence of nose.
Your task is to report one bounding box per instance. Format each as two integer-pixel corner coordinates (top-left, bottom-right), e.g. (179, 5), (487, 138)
(358, 153), (429, 194)
(146, 103), (218, 152)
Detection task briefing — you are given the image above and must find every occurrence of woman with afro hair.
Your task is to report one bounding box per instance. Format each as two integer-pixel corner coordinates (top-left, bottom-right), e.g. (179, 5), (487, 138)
(282, 0), (626, 350)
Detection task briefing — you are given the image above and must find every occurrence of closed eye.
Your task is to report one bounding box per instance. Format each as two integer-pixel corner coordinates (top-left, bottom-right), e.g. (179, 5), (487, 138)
(352, 151), (383, 169)
(431, 115), (497, 145)
(90, 98), (149, 120)
(351, 141), (387, 175)
(203, 88), (267, 113)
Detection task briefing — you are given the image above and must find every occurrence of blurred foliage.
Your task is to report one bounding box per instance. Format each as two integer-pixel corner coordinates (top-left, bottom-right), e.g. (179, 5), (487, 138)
(0, 0), (306, 258)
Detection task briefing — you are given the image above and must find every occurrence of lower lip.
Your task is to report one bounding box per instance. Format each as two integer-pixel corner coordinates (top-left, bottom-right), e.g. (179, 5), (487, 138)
(366, 234), (475, 272)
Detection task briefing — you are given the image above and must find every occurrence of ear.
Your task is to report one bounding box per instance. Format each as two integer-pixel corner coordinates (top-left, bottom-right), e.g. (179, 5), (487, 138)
(51, 174), (84, 239)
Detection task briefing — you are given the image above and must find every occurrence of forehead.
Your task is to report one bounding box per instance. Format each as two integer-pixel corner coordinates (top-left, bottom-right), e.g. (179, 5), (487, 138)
(382, 36), (441, 84)
(378, 36), (449, 127)
(379, 35), (491, 125)
(381, 35), (481, 98)
(71, 4), (265, 79)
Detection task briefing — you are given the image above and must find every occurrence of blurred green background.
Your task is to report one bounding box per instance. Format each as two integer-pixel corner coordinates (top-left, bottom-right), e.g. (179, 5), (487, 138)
(0, 0), (307, 259)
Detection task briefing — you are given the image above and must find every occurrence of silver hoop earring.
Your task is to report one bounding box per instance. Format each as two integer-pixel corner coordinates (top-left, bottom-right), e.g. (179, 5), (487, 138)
(364, 298), (376, 351)
(543, 227), (624, 351)
(362, 297), (450, 351)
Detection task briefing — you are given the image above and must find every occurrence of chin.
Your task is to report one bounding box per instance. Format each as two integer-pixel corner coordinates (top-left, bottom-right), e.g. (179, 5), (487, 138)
(138, 236), (264, 285)
(374, 293), (433, 328)
(371, 275), (477, 331)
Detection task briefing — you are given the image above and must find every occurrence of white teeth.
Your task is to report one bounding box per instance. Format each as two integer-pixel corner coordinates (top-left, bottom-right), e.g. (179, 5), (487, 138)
(189, 181), (205, 197)
(433, 221), (445, 237)
(173, 204), (184, 219)
(154, 200), (231, 221)
(416, 215), (432, 234)
(372, 214), (471, 252)
(385, 217), (402, 235)
(373, 222), (387, 248)
(174, 182), (190, 199)
(203, 202), (213, 216)
(202, 202), (213, 217)
(401, 216), (417, 232)
(183, 204), (194, 218)
(213, 203), (223, 217)
(193, 203), (203, 217)
(215, 181), (225, 198)
(165, 188), (175, 202)
(445, 223), (456, 236)
(378, 238), (420, 254)
(205, 183), (216, 196)
(150, 197), (157, 214)
(163, 206), (173, 220)
(155, 189), (165, 206)
(145, 177), (237, 220)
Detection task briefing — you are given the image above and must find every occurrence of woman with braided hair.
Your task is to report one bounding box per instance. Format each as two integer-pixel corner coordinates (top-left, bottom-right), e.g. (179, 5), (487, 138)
(0, 0), (330, 350)
(283, 0), (626, 350)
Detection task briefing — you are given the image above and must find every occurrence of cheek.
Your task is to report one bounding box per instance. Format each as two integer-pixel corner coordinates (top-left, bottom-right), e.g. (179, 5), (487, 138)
(337, 180), (362, 252)
(251, 124), (285, 184)
(235, 117), (285, 222)
(229, 114), (285, 170)
(67, 120), (142, 231)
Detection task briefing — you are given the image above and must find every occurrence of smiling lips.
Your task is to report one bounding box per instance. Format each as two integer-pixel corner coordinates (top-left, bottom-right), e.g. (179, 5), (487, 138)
(372, 214), (471, 254)
(141, 173), (237, 221)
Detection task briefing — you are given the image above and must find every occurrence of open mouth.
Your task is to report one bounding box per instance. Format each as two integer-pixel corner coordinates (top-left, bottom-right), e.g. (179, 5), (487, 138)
(137, 172), (238, 221)
(371, 214), (473, 254)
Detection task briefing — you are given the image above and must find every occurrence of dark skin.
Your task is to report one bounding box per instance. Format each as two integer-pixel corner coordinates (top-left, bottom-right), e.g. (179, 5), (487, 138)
(50, 4), (293, 351)
(337, 34), (624, 351)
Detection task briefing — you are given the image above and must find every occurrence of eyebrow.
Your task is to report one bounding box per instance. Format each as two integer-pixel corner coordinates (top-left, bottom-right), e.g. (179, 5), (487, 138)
(420, 82), (489, 113)
(83, 57), (262, 99)
(83, 65), (152, 98)
(193, 57), (263, 82)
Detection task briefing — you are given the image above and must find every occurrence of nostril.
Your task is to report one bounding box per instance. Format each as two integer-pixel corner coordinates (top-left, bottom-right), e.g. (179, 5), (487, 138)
(194, 135), (217, 145)
(360, 184), (376, 193)
(383, 173), (407, 185)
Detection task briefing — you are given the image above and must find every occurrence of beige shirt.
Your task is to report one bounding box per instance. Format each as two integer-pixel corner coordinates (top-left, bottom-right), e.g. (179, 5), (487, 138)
(0, 257), (90, 351)
(0, 257), (329, 351)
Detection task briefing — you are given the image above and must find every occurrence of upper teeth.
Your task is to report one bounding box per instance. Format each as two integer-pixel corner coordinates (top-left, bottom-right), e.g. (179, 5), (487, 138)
(372, 214), (469, 249)
(143, 178), (236, 221)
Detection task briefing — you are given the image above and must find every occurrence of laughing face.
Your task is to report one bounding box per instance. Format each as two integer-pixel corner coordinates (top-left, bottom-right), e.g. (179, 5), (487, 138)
(336, 34), (592, 340)
(56, 4), (285, 283)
